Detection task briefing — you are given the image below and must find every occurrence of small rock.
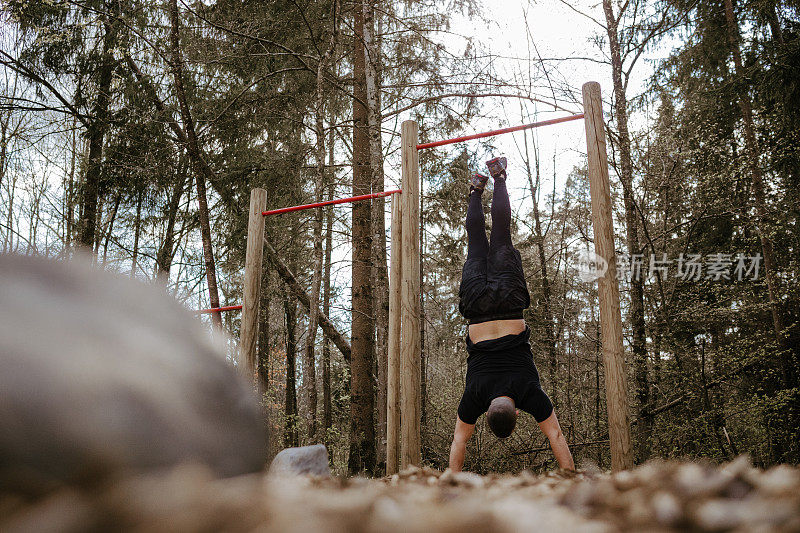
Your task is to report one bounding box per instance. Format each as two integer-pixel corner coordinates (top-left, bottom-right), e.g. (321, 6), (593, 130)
(692, 496), (798, 531)
(346, 476), (371, 487)
(723, 477), (752, 499)
(624, 488), (652, 525)
(721, 455), (755, 479)
(451, 472), (484, 489)
(421, 466), (441, 478)
(674, 463), (729, 498)
(578, 459), (602, 478)
(634, 460), (672, 487)
(439, 469), (454, 484)
(612, 470), (636, 491)
(587, 479), (618, 508)
(691, 498), (744, 530)
(369, 496), (404, 526)
(560, 482), (595, 514)
(398, 465), (421, 479)
(651, 491), (682, 527)
(269, 444), (330, 478)
(756, 465), (800, 496)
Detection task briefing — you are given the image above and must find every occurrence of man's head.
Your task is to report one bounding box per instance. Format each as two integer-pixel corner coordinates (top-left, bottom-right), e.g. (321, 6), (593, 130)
(486, 396), (517, 438)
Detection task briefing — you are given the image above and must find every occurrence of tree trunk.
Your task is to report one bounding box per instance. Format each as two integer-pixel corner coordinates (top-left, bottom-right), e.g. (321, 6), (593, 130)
(765, 5), (784, 45)
(322, 126), (336, 441)
(699, 337), (732, 460)
(126, 52), (229, 296)
(257, 262), (271, 396)
(303, 81), (325, 444)
(364, 0), (388, 468)
(523, 128), (558, 395)
(124, 52), (236, 213)
(419, 169), (427, 429)
(348, 0), (376, 476)
(78, 15), (117, 253)
(322, 194), (334, 441)
(156, 170), (187, 284)
(93, 196), (104, 255)
(302, 4), (340, 444)
(265, 237), (351, 361)
(5, 171), (16, 252)
(168, 0), (222, 329)
(101, 194), (120, 266)
(130, 188), (144, 278)
(65, 120), (78, 254)
(284, 295), (299, 448)
(0, 112), (7, 196)
(602, 0), (651, 460)
(723, 0), (796, 390)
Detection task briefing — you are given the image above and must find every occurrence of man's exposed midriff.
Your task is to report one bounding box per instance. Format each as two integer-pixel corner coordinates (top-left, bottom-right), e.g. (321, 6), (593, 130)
(468, 318), (526, 343)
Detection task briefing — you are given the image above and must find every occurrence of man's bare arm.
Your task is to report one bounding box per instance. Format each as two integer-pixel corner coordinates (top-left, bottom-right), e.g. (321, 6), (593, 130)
(538, 411), (575, 470)
(448, 416), (475, 472)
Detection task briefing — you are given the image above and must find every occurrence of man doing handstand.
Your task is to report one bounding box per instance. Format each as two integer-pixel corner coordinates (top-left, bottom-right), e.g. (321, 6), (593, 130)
(449, 156), (574, 472)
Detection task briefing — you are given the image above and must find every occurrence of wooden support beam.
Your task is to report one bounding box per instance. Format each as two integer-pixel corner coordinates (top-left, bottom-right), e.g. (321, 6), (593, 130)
(387, 192), (403, 475)
(400, 120), (421, 469)
(582, 81), (633, 471)
(239, 189), (267, 380)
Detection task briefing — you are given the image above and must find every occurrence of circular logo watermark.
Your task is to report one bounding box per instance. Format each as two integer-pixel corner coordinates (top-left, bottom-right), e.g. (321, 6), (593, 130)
(573, 249), (608, 283)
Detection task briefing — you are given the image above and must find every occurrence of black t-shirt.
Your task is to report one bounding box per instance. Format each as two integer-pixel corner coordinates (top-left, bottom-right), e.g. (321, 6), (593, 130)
(457, 327), (553, 424)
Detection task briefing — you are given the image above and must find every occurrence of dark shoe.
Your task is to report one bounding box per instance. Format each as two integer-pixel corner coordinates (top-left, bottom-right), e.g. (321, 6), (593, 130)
(469, 172), (490, 192)
(485, 156), (507, 179)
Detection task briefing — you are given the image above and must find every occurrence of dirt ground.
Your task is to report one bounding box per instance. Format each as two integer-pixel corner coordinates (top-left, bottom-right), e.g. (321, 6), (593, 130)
(2, 456), (799, 532)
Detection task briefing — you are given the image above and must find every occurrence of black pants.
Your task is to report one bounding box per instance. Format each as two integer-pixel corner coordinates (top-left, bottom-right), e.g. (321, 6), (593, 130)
(466, 176), (512, 259)
(459, 178), (530, 323)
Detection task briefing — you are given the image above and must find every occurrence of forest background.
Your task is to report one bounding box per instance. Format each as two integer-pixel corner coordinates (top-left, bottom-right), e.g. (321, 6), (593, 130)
(1, 0), (798, 475)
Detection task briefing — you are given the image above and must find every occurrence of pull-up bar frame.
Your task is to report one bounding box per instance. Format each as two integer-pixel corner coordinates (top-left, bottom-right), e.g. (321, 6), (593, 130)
(262, 189), (401, 216)
(388, 84), (631, 474)
(415, 113), (584, 150)
(237, 185), (404, 388)
(196, 304), (242, 314)
(198, 190), (401, 314)
(232, 83), (631, 474)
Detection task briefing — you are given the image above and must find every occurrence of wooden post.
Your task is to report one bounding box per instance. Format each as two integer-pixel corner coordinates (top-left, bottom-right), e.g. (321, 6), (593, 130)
(582, 82), (633, 471)
(400, 120), (421, 469)
(239, 188), (268, 381)
(387, 193), (403, 475)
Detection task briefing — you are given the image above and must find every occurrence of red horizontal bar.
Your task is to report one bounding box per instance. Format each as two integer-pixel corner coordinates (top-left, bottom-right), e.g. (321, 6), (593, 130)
(195, 304), (242, 314)
(415, 113), (585, 150)
(263, 189), (402, 217)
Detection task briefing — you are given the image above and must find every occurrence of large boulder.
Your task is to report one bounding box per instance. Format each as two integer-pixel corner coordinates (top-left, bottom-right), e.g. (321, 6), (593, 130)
(0, 254), (267, 494)
(269, 445), (330, 477)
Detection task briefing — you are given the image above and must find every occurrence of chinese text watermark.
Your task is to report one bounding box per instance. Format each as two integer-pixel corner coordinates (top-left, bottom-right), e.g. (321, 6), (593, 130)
(573, 252), (762, 282)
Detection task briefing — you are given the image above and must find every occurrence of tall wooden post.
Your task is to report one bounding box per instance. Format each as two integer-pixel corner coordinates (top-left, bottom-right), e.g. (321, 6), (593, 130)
(582, 82), (633, 471)
(240, 188), (268, 381)
(387, 193), (403, 475)
(400, 120), (421, 469)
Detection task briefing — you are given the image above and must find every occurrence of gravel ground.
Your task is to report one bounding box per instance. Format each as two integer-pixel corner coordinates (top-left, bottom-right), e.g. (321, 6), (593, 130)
(2, 456), (799, 532)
